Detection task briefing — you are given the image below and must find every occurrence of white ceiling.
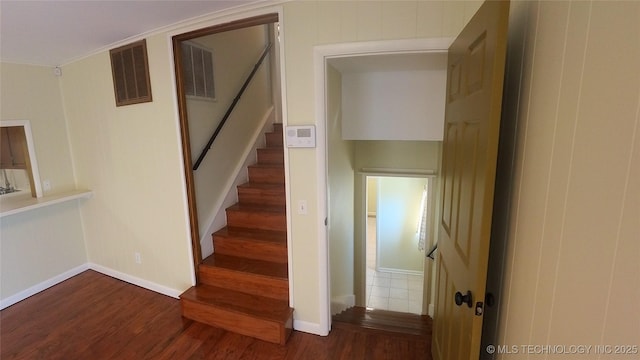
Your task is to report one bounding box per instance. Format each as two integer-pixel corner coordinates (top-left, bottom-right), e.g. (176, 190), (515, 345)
(0, 0), (260, 66)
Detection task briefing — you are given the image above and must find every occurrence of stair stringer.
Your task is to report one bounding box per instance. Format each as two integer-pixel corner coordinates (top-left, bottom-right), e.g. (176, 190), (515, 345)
(199, 105), (276, 258)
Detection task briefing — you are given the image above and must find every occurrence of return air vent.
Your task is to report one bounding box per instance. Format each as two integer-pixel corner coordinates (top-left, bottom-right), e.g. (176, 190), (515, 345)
(110, 39), (152, 106)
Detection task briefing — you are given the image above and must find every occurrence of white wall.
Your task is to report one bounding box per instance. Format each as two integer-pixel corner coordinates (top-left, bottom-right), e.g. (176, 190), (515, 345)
(326, 64), (356, 315)
(341, 56), (446, 141)
(495, 0), (640, 355)
(0, 63), (87, 304)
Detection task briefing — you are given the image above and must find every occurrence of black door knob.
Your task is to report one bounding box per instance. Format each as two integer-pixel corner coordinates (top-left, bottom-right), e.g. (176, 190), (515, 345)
(455, 291), (473, 308)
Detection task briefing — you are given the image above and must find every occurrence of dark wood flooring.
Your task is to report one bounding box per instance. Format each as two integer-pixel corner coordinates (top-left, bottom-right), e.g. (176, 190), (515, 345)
(1, 270), (432, 359)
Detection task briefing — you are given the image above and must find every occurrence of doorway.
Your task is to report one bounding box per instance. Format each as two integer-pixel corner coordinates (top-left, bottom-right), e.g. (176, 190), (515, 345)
(315, 39), (450, 324)
(172, 14), (282, 275)
(365, 175), (429, 315)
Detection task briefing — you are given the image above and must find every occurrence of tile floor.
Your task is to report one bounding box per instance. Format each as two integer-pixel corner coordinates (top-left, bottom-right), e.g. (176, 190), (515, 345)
(366, 217), (424, 315)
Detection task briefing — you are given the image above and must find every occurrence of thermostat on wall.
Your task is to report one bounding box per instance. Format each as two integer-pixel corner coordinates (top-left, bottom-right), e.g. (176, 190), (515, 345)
(285, 125), (316, 148)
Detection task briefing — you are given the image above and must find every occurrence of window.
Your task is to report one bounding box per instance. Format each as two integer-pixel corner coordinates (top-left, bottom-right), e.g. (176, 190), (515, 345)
(110, 39), (152, 106)
(181, 42), (216, 100)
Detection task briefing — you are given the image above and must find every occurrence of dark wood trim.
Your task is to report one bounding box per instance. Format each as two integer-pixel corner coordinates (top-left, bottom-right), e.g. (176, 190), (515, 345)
(172, 36), (202, 280)
(172, 13), (279, 283)
(173, 13), (278, 43)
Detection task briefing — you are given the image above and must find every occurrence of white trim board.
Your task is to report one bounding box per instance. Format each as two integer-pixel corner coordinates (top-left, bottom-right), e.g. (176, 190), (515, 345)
(293, 319), (328, 336)
(0, 263), (184, 310)
(314, 38), (453, 334)
(0, 264), (89, 310)
(88, 263), (183, 299)
(376, 267), (424, 276)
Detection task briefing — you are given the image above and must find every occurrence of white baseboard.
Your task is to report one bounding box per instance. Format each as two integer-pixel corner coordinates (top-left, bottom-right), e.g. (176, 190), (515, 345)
(330, 294), (355, 315)
(0, 263), (89, 310)
(88, 263), (183, 299)
(376, 267), (423, 276)
(294, 319), (329, 336)
(1, 262), (187, 310)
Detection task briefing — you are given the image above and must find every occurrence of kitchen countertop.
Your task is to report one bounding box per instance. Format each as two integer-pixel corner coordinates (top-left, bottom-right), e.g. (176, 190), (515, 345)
(0, 189), (92, 218)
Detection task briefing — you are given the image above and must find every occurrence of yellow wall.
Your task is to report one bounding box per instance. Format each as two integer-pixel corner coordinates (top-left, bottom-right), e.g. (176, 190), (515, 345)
(4, 0), (637, 347)
(187, 25), (273, 245)
(0, 63), (87, 302)
(496, 0), (640, 353)
(59, 33), (193, 293)
(0, 63), (76, 192)
(282, 0), (481, 325)
(376, 176), (427, 272)
(326, 64), (356, 312)
(367, 177), (377, 215)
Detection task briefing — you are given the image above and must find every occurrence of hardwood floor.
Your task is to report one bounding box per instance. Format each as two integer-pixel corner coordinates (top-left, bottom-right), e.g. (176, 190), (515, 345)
(1, 270), (432, 359)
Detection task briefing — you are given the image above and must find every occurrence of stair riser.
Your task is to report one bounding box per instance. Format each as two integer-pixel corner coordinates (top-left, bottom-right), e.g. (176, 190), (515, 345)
(181, 300), (291, 344)
(265, 132), (283, 148)
(226, 210), (286, 232)
(237, 189), (286, 207)
(214, 237), (287, 263)
(257, 148), (284, 165)
(199, 267), (289, 300)
(248, 167), (284, 184)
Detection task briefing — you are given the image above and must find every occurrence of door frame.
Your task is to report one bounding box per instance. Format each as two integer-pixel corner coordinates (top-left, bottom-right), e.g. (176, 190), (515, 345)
(362, 172), (437, 312)
(170, 11), (285, 286)
(314, 38), (453, 332)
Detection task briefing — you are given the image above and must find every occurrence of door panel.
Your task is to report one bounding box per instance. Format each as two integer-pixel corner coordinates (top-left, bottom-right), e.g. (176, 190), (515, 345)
(432, 1), (510, 359)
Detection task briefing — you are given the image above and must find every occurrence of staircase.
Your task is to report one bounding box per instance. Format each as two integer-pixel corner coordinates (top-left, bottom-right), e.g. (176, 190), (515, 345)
(180, 123), (293, 345)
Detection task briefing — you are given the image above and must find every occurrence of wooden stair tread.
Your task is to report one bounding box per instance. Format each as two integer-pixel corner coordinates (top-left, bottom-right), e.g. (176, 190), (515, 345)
(237, 183), (286, 206)
(332, 306), (432, 338)
(201, 253), (288, 279)
(215, 227), (286, 245)
(237, 182), (285, 191)
(226, 203), (285, 214)
(181, 122), (291, 344)
(249, 163), (283, 169)
(180, 285), (292, 322)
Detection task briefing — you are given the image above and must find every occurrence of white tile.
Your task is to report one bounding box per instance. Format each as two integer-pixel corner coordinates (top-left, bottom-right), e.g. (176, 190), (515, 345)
(371, 285), (390, 298)
(407, 274), (423, 282)
(373, 276), (391, 287)
(390, 288), (409, 300)
(390, 278), (408, 289)
(369, 296), (389, 310)
(375, 271), (391, 279)
(391, 272), (408, 280)
(388, 298), (409, 312)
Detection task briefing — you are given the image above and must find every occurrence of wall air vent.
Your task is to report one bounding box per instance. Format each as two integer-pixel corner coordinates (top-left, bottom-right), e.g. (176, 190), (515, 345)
(110, 39), (152, 106)
(181, 42), (216, 100)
